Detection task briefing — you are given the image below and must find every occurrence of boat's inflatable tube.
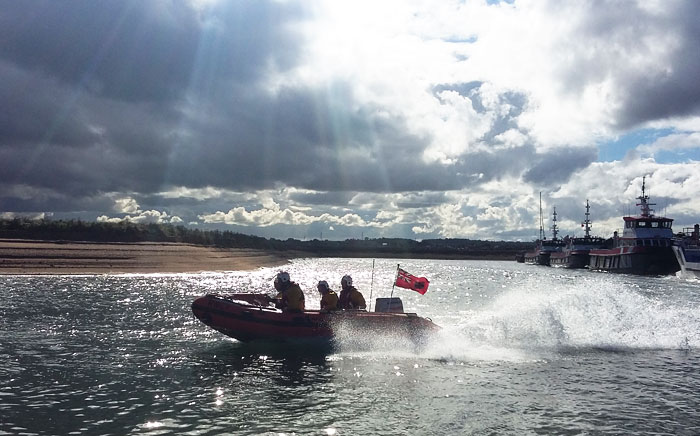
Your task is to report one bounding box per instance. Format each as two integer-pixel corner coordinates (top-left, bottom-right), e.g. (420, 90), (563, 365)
(192, 293), (440, 345)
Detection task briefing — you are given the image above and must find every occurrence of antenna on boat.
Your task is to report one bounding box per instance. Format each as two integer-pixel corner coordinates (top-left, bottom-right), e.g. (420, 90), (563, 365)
(582, 199), (592, 238)
(636, 175), (655, 217)
(369, 259), (375, 312)
(539, 192), (545, 240)
(551, 207), (559, 241)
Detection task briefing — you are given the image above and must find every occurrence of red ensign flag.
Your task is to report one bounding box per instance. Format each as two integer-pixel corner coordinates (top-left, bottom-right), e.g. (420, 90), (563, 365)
(394, 268), (429, 295)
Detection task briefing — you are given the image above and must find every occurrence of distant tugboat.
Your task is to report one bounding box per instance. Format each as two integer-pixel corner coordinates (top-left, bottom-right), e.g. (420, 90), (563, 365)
(524, 195), (565, 266)
(514, 251), (525, 263)
(589, 177), (680, 275)
(672, 224), (700, 279)
(550, 200), (606, 268)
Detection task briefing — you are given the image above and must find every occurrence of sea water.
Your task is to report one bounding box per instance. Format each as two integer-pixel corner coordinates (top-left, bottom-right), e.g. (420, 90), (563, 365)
(1, 259), (699, 435)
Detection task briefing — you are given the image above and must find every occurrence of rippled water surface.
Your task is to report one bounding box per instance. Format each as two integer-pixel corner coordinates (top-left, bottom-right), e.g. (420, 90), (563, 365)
(2, 259), (699, 435)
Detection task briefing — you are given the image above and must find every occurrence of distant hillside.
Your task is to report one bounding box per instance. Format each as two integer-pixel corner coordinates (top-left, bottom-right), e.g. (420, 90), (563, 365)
(0, 218), (531, 259)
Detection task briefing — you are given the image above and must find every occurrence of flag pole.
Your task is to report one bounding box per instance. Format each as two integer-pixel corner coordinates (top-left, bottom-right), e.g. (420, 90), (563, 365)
(390, 263), (400, 299)
(368, 259), (375, 312)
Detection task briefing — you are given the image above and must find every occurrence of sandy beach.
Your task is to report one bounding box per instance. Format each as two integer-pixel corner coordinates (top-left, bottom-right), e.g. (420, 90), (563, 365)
(0, 239), (291, 274)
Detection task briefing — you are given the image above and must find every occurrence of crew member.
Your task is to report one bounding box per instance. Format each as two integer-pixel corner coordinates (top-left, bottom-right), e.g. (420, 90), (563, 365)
(272, 271), (305, 312)
(317, 280), (338, 311)
(338, 275), (366, 310)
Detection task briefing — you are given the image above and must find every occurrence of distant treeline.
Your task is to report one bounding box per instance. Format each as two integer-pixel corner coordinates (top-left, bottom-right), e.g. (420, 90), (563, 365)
(0, 218), (531, 259)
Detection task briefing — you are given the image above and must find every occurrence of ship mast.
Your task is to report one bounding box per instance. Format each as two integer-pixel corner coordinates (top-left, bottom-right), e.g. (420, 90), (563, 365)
(636, 176), (655, 217)
(539, 192), (545, 240)
(582, 199), (592, 238)
(551, 207), (559, 241)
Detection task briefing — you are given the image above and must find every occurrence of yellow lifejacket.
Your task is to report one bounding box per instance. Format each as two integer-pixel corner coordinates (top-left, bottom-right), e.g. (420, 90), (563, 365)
(275, 282), (305, 311)
(339, 287), (366, 310)
(320, 290), (339, 311)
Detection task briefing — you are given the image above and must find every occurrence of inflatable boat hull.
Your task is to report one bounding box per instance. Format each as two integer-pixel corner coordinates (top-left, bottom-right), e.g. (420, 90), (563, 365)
(192, 294), (439, 345)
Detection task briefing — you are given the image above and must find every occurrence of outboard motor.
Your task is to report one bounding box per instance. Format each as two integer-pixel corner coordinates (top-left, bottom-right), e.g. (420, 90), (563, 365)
(374, 297), (404, 313)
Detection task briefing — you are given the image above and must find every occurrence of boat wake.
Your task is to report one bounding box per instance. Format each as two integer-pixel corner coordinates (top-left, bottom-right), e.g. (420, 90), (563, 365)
(420, 281), (699, 361)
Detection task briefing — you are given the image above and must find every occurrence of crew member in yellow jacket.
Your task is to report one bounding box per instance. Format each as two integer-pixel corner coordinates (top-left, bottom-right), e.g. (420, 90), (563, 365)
(317, 280), (338, 311)
(272, 271), (305, 312)
(338, 275), (366, 310)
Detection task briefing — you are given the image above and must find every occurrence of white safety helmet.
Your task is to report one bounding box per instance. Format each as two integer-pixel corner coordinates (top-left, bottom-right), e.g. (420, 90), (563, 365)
(341, 275), (352, 287)
(317, 280), (329, 291)
(276, 271), (290, 284)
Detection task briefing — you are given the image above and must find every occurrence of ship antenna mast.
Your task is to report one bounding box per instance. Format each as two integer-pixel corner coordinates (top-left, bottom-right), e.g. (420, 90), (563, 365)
(636, 176), (655, 217)
(582, 199), (592, 238)
(551, 207), (559, 241)
(539, 192), (545, 240)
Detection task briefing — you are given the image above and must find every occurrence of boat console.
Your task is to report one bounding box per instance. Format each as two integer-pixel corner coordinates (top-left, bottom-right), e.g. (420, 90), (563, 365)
(374, 297), (404, 313)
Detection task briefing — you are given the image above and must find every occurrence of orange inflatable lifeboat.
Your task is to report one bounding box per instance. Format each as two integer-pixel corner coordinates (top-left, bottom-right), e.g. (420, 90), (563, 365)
(192, 293), (440, 345)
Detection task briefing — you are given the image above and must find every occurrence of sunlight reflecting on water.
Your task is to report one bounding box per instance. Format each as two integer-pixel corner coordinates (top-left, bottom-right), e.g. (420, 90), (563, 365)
(1, 259), (699, 434)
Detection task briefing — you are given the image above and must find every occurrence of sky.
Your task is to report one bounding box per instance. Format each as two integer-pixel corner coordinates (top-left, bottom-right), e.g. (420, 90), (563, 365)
(1, 0), (700, 241)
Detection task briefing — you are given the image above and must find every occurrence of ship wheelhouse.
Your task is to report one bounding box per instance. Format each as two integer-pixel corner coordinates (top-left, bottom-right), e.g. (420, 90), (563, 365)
(620, 215), (674, 247)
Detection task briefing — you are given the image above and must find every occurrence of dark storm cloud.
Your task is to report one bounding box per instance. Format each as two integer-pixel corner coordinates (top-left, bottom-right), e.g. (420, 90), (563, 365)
(288, 191), (356, 207)
(0, 0), (309, 207)
(164, 82), (474, 193)
(565, 1), (700, 128)
(0, 1), (199, 102)
(0, 188), (115, 215)
(0, 62), (99, 148)
(0, 0), (304, 102)
(523, 147), (598, 186)
(621, 2), (700, 126)
(164, 76), (540, 194)
(395, 192), (449, 209)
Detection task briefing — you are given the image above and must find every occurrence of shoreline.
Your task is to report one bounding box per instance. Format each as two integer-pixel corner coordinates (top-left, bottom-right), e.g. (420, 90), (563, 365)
(0, 239), (291, 275)
(0, 238), (518, 275)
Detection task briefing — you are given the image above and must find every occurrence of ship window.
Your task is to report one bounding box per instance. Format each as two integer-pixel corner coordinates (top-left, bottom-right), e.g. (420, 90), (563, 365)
(637, 240), (643, 246)
(626, 222), (631, 228)
(651, 222), (659, 228)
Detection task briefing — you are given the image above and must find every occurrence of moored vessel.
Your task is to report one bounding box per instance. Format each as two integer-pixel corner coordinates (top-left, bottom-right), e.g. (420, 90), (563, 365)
(589, 177), (679, 275)
(550, 200), (606, 268)
(673, 224), (700, 279)
(524, 202), (564, 266)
